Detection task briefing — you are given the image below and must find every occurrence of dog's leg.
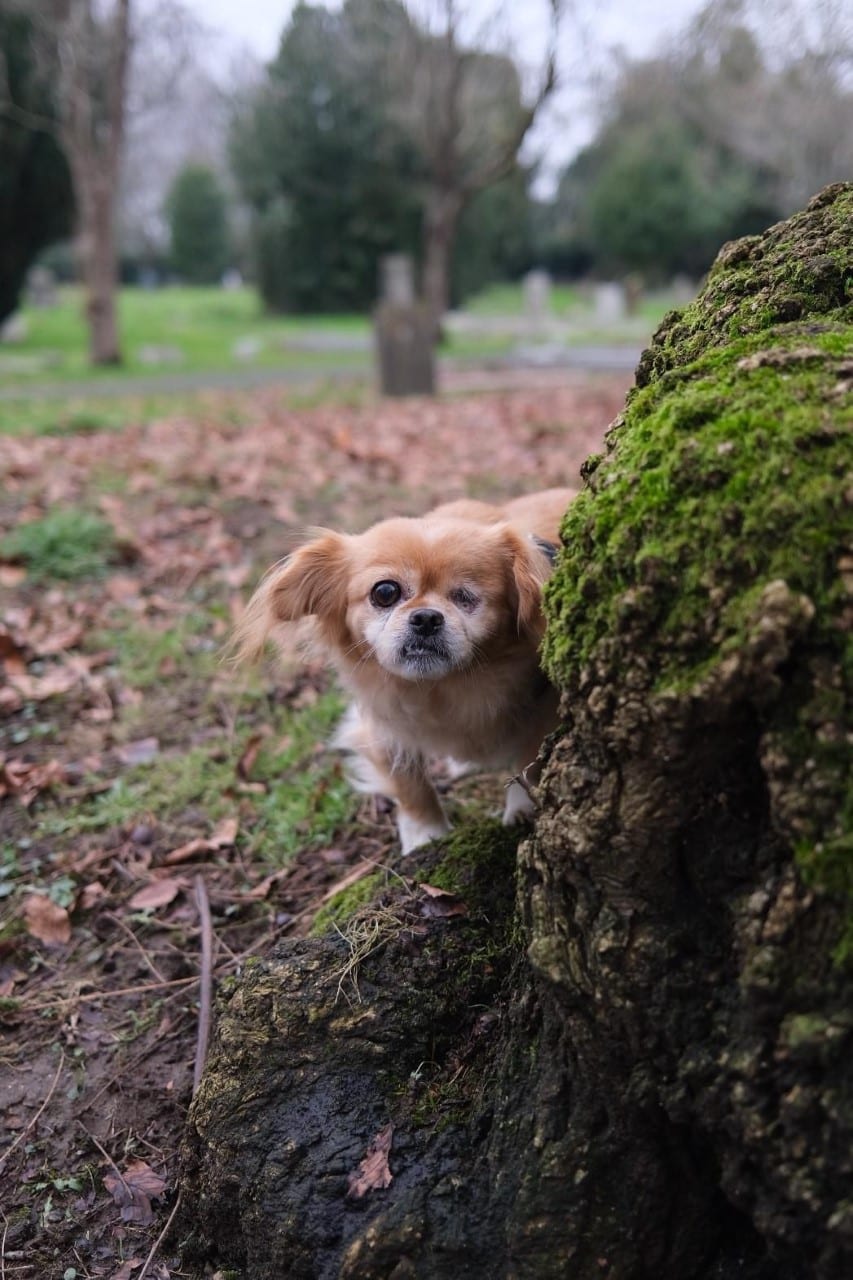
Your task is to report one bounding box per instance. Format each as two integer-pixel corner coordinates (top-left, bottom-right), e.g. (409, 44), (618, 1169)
(335, 707), (450, 854)
(502, 777), (536, 825)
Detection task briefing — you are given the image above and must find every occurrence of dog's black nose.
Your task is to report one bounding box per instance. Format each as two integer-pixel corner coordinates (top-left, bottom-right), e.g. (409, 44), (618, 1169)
(409, 608), (444, 637)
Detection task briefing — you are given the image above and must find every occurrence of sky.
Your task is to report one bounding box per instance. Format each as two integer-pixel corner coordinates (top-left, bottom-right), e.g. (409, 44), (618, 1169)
(185, 0), (711, 191)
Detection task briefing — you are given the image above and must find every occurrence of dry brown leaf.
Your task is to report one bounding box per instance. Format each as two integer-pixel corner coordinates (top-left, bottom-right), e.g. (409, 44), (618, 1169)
(420, 882), (455, 898)
(23, 894), (71, 945)
(162, 837), (213, 865)
(237, 731), (265, 780)
(347, 1123), (394, 1199)
(419, 883), (468, 919)
(104, 1157), (167, 1226)
(128, 877), (184, 911)
(108, 1258), (143, 1280)
(210, 816), (239, 848)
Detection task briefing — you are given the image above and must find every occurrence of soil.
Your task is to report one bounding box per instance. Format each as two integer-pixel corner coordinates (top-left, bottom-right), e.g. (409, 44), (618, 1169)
(0, 371), (630, 1279)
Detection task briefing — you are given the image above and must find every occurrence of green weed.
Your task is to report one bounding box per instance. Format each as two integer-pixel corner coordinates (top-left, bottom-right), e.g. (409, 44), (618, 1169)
(1, 507), (117, 581)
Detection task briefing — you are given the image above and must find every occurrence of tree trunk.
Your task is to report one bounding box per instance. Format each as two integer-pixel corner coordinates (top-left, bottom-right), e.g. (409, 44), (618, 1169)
(421, 189), (462, 337)
(78, 179), (121, 365)
(177, 184), (853, 1279)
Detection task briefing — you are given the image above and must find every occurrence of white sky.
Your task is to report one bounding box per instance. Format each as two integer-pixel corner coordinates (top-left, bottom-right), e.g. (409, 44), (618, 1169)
(186, 0), (710, 192)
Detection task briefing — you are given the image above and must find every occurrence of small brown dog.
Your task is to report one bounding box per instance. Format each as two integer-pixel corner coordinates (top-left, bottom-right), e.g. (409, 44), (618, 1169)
(235, 487), (573, 853)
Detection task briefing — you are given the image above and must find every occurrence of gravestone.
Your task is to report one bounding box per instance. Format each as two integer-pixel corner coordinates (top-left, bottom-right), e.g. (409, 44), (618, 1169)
(374, 254), (435, 396)
(523, 269), (552, 335)
(27, 266), (58, 309)
(593, 281), (628, 323)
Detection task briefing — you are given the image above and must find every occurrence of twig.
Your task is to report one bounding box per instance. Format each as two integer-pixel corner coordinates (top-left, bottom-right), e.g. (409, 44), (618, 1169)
(0, 1051), (64, 1171)
(138, 1190), (182, 1280)
(23, 975), (197, 1012)
(1, 1208), (7, 1280)
(192, 874), (214, 1094)
(77, 1123), (127, 1192)
(105, 911), (169, 984)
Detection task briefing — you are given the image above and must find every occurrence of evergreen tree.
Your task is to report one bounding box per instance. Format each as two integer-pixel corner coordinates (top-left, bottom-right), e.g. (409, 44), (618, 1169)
(166, 164), (231, 285)
(0, 7), (74, 324)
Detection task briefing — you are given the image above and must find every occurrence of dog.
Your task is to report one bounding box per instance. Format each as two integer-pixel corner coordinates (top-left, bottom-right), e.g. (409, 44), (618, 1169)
(234, 487), (573, 853)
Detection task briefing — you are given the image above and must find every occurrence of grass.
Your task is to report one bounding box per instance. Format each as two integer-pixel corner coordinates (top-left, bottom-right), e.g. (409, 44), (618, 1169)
(0, 280), (684, 406)
(0, 286), (373, 385)
(0, 507), (118, 580)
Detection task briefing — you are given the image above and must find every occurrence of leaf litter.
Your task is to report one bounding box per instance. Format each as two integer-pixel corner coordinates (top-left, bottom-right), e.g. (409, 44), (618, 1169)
(0, 373), (628, 1274)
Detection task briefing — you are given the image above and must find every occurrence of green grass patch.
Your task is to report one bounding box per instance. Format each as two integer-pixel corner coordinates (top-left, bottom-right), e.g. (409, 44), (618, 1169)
(0, 507), (118, 581)
(42, 689), (357, 869)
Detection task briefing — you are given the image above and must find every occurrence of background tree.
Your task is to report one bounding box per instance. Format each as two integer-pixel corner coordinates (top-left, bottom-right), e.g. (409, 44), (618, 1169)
(52, 0), (132, 365)
(230, 0), (423, 313)
(392, 0), (562, 329)
(0, 5), (74, 325)
(232, 0), (559, 319)
(542, 0), (853, 281)
(165, 163), (230, 284)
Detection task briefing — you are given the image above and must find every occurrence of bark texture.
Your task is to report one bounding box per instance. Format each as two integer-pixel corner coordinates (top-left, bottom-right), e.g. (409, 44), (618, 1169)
(179, 185), (853, 1279)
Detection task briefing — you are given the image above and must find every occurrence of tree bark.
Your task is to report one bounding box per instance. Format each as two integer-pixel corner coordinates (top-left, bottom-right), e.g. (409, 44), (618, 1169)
(178, 184), (853, 1279)
(421, 189), (463, 333)
(59, 0), (130, 366)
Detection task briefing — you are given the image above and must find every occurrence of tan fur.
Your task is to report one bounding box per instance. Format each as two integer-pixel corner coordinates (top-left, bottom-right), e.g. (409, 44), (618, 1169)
(234, 487), (575, 853)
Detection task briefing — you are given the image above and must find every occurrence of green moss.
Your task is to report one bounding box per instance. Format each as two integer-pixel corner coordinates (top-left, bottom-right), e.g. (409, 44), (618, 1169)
(416, 819), (521, 916)
(309, 871), (383, 936)
(543, 182), (852, 956)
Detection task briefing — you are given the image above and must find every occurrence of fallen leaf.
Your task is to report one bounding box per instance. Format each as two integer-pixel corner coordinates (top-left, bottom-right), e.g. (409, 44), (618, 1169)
(128, 878), (184, 910)
(210, 816), (239, 848)
(104, 1158), (167, 1226)
(347, 1123), (394, 1198)
(108, 1258), (143, 1280)
(23, 894), (71, 945)
(162, 838), (213, 865)
(418, 883), (468, 919)
(237, 732), (265, 780)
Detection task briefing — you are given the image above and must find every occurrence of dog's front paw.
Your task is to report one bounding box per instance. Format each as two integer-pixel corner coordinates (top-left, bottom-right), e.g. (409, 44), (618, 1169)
(398, 813), (452, 855)
(502, 778), (536, 826)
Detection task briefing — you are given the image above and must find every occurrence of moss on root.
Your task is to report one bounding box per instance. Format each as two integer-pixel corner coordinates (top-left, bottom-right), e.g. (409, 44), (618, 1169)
(542, 182), (852, 958)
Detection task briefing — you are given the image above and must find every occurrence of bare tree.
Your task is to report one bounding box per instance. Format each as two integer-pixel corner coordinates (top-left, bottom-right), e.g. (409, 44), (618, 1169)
(54, 0), (132, 365)
(397, 0), (564, 330)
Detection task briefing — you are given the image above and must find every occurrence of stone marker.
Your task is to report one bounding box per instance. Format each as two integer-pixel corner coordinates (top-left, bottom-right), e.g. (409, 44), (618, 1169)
(594, 281), (628, 323)
(27, 266), (58, 309)
(523, 269), (552, 336)
(374, 254), (435, 396)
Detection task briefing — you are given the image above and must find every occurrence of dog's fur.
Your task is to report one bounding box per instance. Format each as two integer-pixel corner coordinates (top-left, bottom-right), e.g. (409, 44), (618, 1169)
(234, 487), (573, 853)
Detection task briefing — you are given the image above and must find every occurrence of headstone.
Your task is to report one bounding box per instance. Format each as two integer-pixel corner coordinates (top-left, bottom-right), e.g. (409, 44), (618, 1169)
(624, 273), (643, 316)
(0, 313), (28, 344)
(523, 269), (552, 335)
(594, 282), (628, 324)
(137, 344), (184, 366)
(221, 268), (243, 291)
(27, 266), (58, 309)
(374, 254), (435, 397)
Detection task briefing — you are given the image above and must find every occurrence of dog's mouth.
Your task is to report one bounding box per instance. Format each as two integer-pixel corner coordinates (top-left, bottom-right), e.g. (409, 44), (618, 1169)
(396, 637), (455, 677)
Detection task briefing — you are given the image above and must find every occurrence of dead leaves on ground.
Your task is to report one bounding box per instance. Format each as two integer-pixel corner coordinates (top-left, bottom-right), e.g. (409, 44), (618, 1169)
(347, 1123), (394, 1198)
(103, 1158), (167, 1225)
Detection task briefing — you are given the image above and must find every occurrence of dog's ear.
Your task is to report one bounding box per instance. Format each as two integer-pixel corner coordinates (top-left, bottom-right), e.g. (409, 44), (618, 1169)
(231, 531), (349, 663)
(500, 526), (554, 638)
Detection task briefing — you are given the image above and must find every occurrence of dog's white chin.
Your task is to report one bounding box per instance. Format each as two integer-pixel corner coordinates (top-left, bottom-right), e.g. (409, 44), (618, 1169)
(385, 649), (459, 681)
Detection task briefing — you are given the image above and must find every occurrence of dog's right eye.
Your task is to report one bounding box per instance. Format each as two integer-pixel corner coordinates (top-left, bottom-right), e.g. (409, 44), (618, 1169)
(370, 580), (402, 608)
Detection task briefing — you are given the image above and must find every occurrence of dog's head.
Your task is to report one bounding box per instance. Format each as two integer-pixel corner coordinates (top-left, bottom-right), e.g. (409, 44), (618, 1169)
(234, 515), (554, 682)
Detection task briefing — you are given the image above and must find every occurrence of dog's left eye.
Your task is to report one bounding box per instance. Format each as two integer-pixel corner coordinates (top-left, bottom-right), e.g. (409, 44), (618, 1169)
(449, 587), (479, 610)
(370, 580), (402, 608)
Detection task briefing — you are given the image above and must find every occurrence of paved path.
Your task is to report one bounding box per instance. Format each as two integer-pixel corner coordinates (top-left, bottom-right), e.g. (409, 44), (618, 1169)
(0, 347), (643, 402)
